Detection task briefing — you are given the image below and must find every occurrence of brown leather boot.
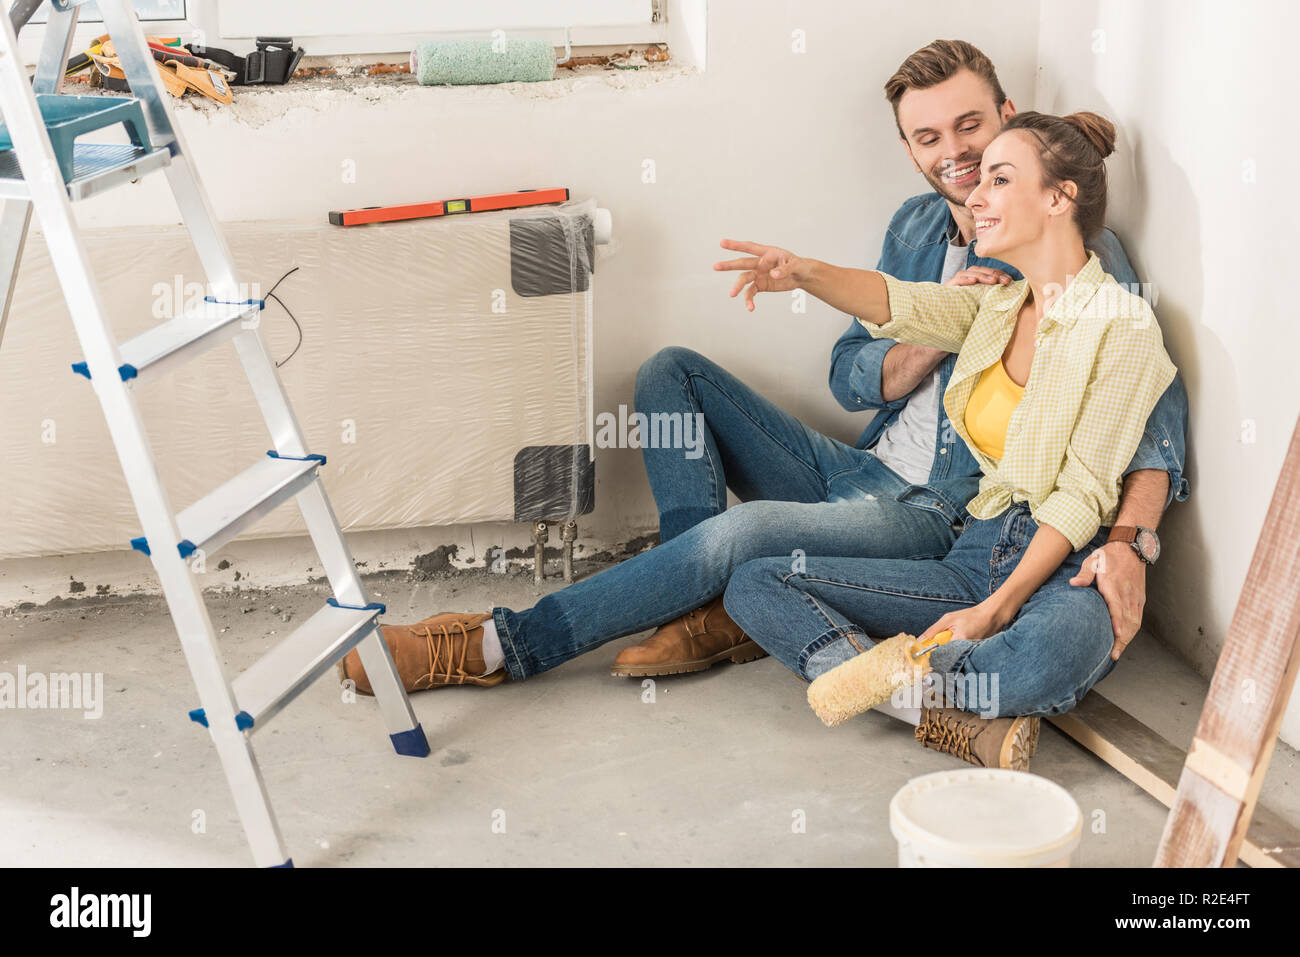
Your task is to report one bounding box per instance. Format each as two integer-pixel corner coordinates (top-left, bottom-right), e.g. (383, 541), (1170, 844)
(338, 612), (507, 695)
(914, 706), (1040, 770)
(610, 595), (766, 677)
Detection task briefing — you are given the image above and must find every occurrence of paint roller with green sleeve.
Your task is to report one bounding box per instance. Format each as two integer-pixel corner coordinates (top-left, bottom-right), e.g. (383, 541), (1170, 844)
(410, 38), (558, 86)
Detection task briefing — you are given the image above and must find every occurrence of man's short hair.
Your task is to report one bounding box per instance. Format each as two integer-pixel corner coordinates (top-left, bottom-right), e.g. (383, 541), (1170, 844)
(884, 39), (1008, 138)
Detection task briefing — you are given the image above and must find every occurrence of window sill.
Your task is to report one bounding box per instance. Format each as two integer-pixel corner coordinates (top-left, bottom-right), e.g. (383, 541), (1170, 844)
(158, 58), (696, 121)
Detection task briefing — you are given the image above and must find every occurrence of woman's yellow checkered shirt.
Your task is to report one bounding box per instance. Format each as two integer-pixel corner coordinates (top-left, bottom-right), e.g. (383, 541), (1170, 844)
(858, 252), (1177, 550)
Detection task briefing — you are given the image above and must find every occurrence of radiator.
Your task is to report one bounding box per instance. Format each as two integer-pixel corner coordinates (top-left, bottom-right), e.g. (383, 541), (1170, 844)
(0, 199), (603, 559)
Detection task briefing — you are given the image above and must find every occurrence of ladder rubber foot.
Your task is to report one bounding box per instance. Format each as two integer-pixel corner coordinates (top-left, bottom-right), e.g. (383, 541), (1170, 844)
(270, 858), (294, 868)
(390, 723), (430, 758)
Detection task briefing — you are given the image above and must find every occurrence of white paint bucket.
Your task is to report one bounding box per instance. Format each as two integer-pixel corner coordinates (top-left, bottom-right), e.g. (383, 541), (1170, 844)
(890, 768), (1082, 867)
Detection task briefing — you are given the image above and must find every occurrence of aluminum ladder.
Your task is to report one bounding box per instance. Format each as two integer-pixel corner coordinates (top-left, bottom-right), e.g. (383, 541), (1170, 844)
(0, 0), (430, 867)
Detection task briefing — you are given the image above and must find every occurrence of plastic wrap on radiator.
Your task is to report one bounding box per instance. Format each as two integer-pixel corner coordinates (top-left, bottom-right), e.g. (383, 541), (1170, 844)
(0, 198), (604, 559)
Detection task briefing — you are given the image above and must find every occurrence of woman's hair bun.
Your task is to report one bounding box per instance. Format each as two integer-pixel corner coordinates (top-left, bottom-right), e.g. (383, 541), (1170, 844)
(1063, 111), (1116, 159)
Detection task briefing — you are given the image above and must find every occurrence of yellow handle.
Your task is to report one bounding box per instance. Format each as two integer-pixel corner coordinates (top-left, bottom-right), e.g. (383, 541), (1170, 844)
(908, 629), (954, 661)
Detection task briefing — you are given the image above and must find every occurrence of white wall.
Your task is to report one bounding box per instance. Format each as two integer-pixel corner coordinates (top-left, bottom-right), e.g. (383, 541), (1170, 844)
(1035, 0), (1300, 745)
(3, 0), (1041, 603)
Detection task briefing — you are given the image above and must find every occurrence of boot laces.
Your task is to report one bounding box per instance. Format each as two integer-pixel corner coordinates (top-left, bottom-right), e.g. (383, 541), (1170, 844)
(416, 620), (474, 685)
(915, 710), (975, 762)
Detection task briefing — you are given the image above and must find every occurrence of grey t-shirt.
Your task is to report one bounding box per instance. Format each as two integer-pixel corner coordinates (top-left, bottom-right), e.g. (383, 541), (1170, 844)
(870, 234), (970, 484)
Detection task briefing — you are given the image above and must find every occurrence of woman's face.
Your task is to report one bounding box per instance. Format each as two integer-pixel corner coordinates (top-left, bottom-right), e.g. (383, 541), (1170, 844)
(964, 129), (1068, 263)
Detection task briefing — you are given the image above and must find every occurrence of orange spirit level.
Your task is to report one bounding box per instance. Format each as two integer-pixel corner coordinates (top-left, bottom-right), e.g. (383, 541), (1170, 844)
(328, 187), (570, 227)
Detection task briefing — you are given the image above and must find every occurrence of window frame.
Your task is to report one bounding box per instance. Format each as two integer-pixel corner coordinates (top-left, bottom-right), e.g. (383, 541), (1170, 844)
(17, 2), (205, 66)
(27, 0), (189, 23)
(18, 0), (665, 64)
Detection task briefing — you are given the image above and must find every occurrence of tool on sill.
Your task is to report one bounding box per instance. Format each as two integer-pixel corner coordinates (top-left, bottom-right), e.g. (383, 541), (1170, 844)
(65, 32), (109, 75)
(0, 0), (428, 868)
(146, 39), (233, 76)
(69, 34), (186, 77)
(189, 37), (304, 85)
(159, 59), (233, 104)
(88, 39), (232, 104)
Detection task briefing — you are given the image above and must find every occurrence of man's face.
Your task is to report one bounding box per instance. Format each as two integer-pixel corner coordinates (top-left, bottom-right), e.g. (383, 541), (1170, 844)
(896, 68), (1014, 207)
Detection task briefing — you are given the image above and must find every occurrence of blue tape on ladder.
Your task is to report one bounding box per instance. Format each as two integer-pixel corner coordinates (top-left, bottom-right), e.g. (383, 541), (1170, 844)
(326, 597), (387, 615)
(130, 537), (151, 556)
(177, 540), (197, 558)
(390, 723), (430, 758)
(266, 449), (327, 466)
(71, 362), (137, 381)
(190, 708), (255, 731)
(204, 294), (266, 310)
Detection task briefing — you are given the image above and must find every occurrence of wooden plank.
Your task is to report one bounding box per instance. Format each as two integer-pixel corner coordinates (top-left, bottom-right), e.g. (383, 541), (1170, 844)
(1048, 693), (1300, 867)
(1154, 413), (1300, 867)
(1048, 694), (1180, 803)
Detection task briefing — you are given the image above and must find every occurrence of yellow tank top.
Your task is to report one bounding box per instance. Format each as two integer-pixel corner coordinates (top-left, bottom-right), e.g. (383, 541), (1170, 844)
(964, 359), (1025, 461)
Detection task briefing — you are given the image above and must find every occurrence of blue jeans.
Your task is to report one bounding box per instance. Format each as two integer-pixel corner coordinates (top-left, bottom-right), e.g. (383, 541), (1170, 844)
(723, 502), (1119, 718)
(493, 347), (959, 680)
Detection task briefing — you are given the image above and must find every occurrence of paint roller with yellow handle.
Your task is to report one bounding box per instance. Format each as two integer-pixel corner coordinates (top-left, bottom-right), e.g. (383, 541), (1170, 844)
(807, 629), (955, 727)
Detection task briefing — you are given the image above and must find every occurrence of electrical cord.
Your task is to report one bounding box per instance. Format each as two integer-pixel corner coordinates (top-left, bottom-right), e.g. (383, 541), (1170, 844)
(263, 265), (302, 368)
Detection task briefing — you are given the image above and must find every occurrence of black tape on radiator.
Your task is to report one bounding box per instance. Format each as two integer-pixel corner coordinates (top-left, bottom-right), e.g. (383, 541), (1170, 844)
(513, 445), (595, 521)
(509, 213), (595, 297)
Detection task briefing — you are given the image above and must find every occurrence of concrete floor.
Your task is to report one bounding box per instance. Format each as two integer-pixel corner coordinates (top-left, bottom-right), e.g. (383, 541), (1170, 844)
(3, 561), (1298, 867)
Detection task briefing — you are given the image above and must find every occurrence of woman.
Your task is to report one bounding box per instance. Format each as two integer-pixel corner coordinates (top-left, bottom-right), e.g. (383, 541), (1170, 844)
(715, 111), (1176, 764)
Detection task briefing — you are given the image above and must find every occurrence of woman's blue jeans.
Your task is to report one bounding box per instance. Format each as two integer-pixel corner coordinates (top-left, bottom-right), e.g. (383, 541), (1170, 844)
(722, 502), (1118, 718)
(492, 348), (959, 680)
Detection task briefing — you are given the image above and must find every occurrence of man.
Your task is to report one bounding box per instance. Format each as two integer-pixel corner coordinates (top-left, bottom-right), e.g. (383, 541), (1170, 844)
(343, 40), (1188, 771)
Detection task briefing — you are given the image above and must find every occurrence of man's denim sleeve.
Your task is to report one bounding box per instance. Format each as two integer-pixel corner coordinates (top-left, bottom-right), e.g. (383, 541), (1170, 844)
(1093, 226), (1191, 511)
(1123, 375), (1190, 510)
(828, 316), (907, 413)
(1090, 227), (1140, 288)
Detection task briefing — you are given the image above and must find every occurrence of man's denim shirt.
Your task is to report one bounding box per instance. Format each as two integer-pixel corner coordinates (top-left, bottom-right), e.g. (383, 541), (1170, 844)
(829, 191), (1190, 529)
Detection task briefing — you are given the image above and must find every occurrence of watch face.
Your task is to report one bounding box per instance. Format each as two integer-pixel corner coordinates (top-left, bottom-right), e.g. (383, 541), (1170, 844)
(1135, 528), (1160, 563)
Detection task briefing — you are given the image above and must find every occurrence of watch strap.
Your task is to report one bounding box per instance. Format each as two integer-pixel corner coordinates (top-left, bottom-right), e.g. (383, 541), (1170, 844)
(1108, 525), (1139, 545)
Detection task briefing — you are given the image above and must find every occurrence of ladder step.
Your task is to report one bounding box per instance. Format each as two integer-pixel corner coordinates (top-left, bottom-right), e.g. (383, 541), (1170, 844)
(131, 451), (325, 559)
(71, 297), (262, 385)
(0, 93), (165, 200)
(0, 142), (171, 202)
(0, 94), (150, 152)
(195, 599), (386, 732)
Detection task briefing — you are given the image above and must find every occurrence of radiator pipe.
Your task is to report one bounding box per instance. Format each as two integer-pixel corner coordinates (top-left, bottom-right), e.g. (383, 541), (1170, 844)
(532, 521), (549, 584)
(561, 521), (577, 583)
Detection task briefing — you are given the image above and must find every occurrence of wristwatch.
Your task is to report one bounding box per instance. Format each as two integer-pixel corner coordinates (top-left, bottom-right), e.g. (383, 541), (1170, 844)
(1108, 525), (1160, 565)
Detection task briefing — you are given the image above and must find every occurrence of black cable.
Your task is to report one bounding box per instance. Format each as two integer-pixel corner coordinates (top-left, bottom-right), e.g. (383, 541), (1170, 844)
(263, 266), (303, 368)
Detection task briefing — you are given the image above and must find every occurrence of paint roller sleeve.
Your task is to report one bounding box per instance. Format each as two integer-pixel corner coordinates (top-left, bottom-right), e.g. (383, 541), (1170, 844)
(410, 38), (557, 86)
(807, 631), (955, 727)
